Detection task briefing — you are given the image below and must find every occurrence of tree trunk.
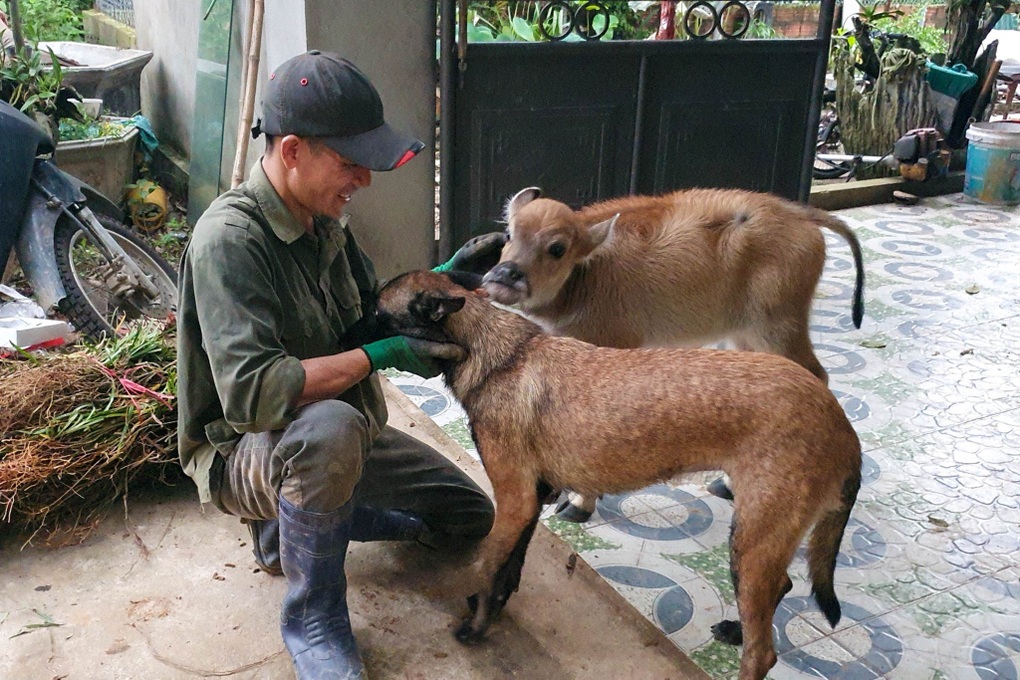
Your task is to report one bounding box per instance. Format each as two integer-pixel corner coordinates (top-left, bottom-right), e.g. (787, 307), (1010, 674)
(834, 47), (939, 177)
(947, 0), (1008, 70)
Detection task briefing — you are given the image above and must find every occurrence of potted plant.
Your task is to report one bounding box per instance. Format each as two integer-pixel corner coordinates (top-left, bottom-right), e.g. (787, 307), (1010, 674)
(3, 1), (142, 201)
(55, 108), (139, 201)
(0, 40), (67, 140)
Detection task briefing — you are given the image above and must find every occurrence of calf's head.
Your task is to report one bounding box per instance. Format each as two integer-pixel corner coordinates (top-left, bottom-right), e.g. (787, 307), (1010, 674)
(376, 270), (473, 344)
(482, 187), (618, 310)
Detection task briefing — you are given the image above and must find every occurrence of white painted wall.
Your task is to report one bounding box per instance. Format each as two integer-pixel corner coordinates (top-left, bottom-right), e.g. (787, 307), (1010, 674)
(134, 0), (201, 155)
(135, 0), (436, 276)
(301, 0), (438, 276)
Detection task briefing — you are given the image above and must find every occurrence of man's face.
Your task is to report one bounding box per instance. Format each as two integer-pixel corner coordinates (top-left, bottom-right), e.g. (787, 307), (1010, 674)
(290, 139), (372, 220)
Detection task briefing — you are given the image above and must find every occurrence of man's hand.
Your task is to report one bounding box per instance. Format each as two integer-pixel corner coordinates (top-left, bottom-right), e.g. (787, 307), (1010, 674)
(434, 231), (508, 276)
(361, 336), (466, 378)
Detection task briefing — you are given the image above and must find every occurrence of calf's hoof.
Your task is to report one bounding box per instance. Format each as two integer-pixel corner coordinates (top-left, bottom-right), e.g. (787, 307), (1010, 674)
(707, 477), (735, 501)
(554, 499), (593, 524)
(711, 619), (743, 645)
(455, 619), (486, 645)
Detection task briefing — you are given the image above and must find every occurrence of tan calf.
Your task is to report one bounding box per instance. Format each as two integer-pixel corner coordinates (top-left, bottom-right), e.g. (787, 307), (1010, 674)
(376, 270), (863, 680)
(482, 186), (865, 518)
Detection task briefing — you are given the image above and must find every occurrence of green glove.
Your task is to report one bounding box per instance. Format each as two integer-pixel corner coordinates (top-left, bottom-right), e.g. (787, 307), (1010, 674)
(434, 231), (508, 275)
(362, 336), (465, 378)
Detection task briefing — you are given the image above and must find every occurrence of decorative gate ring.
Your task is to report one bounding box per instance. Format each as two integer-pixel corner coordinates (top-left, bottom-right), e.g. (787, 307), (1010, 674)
(718, 1), (752, 39)
(683, 1), (718, 40)
(573, 2), (611, 41)
(538, 0), (575, 41)
(537, 0), (611, 41)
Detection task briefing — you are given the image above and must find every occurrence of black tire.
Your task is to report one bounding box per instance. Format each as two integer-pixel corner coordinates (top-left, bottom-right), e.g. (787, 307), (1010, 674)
(53, 214), (178, 340)
(813, 157), (854, 180)
(814, 120), (852, 179)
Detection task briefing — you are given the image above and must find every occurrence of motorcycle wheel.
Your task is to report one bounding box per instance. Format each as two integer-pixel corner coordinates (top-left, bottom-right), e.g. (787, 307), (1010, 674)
(53, 214), (178, 340)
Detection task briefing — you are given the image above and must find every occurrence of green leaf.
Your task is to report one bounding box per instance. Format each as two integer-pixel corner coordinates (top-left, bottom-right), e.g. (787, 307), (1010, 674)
(9, 609), (63, 639)
(511, 16), (535, 41)
(19, 95), (41, 113)
(467, 24), (494, 42)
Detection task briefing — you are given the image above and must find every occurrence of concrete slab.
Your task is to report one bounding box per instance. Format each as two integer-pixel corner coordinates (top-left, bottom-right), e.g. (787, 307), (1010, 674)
(0, 380), (707, 679)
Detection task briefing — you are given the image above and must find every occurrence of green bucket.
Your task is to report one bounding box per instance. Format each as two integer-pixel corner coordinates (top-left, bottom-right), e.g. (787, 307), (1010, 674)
(964, 121), (1020, 205)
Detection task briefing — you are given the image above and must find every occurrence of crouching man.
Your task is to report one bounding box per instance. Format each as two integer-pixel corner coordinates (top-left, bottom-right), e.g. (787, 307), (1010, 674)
(176, 51), (500, 679)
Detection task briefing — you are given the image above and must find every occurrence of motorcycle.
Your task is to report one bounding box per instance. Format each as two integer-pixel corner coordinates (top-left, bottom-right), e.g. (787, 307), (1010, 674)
(0, 98), (178, 340)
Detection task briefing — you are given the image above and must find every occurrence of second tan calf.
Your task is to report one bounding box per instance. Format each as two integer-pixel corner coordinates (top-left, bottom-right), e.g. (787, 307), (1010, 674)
(483, 186), (866, 520)
(375, 270), (863, 680)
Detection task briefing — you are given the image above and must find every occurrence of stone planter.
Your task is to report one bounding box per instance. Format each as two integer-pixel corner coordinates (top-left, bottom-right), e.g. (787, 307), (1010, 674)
(38, 41), (152, 116)
(55, 123), (139, 202)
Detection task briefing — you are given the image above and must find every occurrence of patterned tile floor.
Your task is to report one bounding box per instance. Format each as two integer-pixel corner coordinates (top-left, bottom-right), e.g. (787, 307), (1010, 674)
(386, 193), (1020, 679)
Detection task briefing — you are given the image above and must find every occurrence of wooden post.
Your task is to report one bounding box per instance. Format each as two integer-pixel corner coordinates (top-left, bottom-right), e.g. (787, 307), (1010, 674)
(230, 0), (265, 189)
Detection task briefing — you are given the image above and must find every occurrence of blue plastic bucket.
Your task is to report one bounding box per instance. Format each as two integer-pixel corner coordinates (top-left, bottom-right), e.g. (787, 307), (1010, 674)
(964, 121), (1020, 205)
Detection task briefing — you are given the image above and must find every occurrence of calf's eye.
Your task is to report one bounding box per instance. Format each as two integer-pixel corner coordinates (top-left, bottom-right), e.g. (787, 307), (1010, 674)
(548, 242), (566, 259)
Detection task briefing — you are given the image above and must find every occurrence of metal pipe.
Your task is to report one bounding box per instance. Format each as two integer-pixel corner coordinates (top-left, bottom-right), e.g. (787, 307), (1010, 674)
(629, 54), (648, 195)
(798, 0), (837, 203)
(816, 153), (889, 164)
(438, 0), (456, 262)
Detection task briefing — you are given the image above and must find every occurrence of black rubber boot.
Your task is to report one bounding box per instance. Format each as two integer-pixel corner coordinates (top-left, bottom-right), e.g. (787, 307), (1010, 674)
(248, 519), (283, 576)
(278, 496), (366, 680)
(252, 508), (429, 577)
(350, 507), (426, 543)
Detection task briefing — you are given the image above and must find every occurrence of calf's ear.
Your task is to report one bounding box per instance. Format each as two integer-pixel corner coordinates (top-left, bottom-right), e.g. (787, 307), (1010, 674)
(505, 186), (542, 222)
(412, 292), (467, 323)
(584, 213), (619, 256)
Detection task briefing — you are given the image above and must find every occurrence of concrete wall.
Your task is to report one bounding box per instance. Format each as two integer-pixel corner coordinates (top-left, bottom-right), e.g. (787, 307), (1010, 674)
(82, 10), (137, 49)
(133, 0), (437, 277)
(225, 0), (437, 277)
(301, 0), (439, 277)
(134, 0), (201, 156)
(218, 0), (307, 191)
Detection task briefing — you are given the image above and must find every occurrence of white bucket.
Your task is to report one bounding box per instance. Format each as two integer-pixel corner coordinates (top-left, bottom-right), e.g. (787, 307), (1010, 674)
(964, 121), (1020, 205)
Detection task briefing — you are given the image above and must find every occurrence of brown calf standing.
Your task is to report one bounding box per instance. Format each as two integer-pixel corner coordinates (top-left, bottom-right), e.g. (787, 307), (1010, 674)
(376, 270), (863, 680)
(482, 186), (865, 518)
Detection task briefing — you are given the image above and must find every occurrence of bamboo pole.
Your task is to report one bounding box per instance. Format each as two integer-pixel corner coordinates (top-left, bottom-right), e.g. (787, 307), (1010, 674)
(230, 0), (264, 189)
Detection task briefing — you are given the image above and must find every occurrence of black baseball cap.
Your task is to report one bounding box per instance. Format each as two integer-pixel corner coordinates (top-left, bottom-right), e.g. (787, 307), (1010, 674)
(253, 51), (425, 171)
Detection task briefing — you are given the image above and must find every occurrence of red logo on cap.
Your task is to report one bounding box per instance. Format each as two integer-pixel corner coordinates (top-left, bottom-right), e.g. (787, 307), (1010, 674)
(394, 149), (417, 169)
(270, 72), (275, 79)
(300, 77), (308, 86)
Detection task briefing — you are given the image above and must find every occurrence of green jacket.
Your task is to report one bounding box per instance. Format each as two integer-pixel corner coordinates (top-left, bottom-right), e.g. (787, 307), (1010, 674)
(176, 160), (387, 503)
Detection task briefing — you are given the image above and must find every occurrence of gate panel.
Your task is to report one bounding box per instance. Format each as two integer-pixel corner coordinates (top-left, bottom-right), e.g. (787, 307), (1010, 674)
(640, 41), (821, 198)
(453, 47), (641, 234)
(441, 2), (835, 253)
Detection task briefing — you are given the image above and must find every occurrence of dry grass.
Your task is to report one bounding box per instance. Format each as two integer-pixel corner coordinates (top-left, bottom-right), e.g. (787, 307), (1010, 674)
(0, 321), (180, 546)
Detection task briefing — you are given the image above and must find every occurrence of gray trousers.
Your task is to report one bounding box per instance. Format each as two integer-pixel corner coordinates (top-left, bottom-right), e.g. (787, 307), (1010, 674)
(210, 400), (493, 540)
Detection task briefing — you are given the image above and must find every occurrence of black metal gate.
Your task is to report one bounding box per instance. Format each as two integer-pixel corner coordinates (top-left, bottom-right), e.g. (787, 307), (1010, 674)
(438, 0), (836, 258)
